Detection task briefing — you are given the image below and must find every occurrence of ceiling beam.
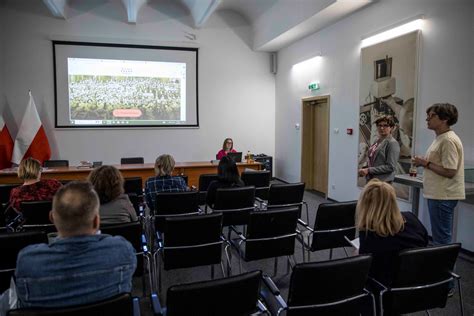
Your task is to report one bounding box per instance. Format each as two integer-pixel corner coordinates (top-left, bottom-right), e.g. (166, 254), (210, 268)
(181, 0), (221, 28)
(42, 0), (68, 19)
(121, 0), (147, 24)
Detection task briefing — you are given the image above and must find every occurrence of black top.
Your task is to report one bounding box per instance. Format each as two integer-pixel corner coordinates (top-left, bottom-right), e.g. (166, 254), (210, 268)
(359, 212), (428, 286)
(206, 179), (244, 208)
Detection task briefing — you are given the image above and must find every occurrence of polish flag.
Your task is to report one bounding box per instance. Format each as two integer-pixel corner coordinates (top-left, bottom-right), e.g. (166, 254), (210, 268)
(0, 114), (14, 169)
(11, 92), (51, 165)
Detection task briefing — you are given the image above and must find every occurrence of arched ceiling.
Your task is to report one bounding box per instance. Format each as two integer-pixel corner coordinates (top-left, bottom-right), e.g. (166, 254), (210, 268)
(41, 0), (375, 51)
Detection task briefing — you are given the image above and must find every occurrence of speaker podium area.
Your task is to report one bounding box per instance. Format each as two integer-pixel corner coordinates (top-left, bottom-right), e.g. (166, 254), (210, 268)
(0, 161), (261, 188)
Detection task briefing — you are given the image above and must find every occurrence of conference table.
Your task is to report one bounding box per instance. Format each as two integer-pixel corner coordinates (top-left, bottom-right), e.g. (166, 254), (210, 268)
(0, 161), (261, 188)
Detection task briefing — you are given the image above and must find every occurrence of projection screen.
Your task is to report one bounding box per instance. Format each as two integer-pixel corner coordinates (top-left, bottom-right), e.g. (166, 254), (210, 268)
(53, 41), (198, 128)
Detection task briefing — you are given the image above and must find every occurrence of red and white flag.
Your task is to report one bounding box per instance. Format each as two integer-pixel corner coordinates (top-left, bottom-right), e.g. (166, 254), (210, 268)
(11, 92), (51, 165)
(0, 114), (14, 169)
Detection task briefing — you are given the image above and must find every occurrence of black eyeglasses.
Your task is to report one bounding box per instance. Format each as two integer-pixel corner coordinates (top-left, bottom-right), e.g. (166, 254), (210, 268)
(377, 124), (390, 128)
(426, 113), (438, 120)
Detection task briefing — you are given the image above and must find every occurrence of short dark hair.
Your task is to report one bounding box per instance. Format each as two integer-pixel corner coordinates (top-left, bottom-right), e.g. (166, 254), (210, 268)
(374, 115), (395, 127)
(53, 181), (99, 234)
(426, 103), (458, 126)
(217, 156), (240, 184)
(88, 165), (124, 204)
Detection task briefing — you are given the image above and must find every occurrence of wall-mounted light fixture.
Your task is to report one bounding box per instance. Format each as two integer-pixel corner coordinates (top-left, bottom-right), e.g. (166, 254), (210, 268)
(292, 53), (322, 70)
(361, 16), (424, 48)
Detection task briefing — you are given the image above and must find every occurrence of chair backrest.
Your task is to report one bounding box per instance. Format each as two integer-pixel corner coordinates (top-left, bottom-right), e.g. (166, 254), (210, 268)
(0, 184), (20, 204)
(267, 182), (305, 206)
(166, 270), (262, 316)
(123, 177), (143, 196)
(179, 175), (188, 185)
(8, 293), (134, 316)
(21, 201), (53, 225)
(120, 157), (144, 165)
(154, 191), (200, 231)
(213, 186), (255, 226)
(384, 243), (461, 314)
(0, 231), (48, 292)
(244, 207), (299, 261)
(287, 255), (372, 315)
(198, 174), (218, 191)
(241, 170), (271, 188)
(43, 160), (69, 168)
(100, 222), (144, 277)
(162, 213), (223, 270)
(310, 201), (357, 251)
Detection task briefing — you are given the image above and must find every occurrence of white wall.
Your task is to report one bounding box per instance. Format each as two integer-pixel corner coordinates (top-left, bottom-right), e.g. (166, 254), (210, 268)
(0, 0), (275, 165)
(275, 0), (474, 250)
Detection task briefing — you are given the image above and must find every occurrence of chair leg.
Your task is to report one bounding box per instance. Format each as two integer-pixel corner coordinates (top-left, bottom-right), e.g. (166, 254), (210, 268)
(224, 243), (232, 276)
(329, 248), (333, 260)
(457, 278), (465, 316)
(343, 247), (349, 257)
(273, 257), (278, 277)
(304, 201), (309, 223)
(425, 311), (431, 316)
(211, 264), (215, 279)
(220, 261), (226, 277)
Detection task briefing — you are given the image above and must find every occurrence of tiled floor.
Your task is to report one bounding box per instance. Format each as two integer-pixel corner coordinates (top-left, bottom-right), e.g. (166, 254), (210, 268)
(134, 189), (474, 315)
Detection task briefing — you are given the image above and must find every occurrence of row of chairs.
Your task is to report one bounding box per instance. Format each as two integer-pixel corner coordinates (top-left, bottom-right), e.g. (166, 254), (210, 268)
(5, 243), (463, 315)
(41, 157), (146, 168)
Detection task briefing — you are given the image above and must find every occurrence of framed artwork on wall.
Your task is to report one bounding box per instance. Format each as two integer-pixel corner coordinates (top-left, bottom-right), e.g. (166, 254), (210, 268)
(358, 31), (420, 200)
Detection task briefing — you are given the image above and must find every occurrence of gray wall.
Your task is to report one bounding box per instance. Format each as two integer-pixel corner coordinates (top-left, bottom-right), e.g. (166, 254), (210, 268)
(274, 0), (474, 250)
(0, 0), (275, 165)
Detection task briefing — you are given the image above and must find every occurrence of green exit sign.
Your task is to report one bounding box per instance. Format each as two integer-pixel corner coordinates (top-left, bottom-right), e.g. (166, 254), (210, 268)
(308, 82), (320, 91)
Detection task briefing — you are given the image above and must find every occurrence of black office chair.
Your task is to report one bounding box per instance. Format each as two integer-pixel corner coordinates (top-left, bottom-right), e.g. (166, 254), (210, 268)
(373, 243), (464, 316)
(121, 157), (144, 165)
(0, 231), (48, 292)
(43, 160), (69, 168)
(151, 270), (268, 316)
(8, 293), (141, 316)
(101, 222), (152, 296)
(198, 174), (218, 205)
(297, 201), (357, 261)
(153, 191), (201, 232)
(212, 186), (255, 227)
(21, 200), (53, 226)
(260, 182), (309, 223)
(153, 213), (225, 292)
(230, 207), (299, 276)
(0, 184), (20, 204)
(262, 255), (375, 316)
(241, 170), (271, 200)
(124, 177), (143, 196)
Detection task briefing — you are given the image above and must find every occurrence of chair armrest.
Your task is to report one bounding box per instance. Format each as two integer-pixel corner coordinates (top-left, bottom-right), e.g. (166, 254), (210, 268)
(132, 297), (141, 316)
(450, 271), (461, 280)
(297, 218), (314, 232)
(263, 275), (281, 295)
(150, 293), (163, 316)
(229, 225), (246, 241)
(368, 277), (388, 291)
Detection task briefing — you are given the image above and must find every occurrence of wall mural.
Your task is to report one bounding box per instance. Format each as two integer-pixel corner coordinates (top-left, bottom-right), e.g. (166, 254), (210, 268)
(358, 31), (420, 199)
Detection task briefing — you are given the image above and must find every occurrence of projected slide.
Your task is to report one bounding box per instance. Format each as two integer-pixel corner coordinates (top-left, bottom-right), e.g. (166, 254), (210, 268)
(54, 41), (198, 128)
(68, 58), (186, 125)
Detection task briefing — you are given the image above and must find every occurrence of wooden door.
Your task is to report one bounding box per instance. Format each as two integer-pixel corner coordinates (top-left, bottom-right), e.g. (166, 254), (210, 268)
(301, 96), (329, 195)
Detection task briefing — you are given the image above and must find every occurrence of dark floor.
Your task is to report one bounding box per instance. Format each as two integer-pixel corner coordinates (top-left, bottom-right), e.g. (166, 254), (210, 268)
(133, 190), (474, 315)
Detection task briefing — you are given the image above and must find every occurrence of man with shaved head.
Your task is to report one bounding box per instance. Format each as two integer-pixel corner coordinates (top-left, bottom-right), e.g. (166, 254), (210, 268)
(1, 182), (136, 314)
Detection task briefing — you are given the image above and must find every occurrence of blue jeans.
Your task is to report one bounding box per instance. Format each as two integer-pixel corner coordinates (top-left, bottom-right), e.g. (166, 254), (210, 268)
(427, 199), (458, 245)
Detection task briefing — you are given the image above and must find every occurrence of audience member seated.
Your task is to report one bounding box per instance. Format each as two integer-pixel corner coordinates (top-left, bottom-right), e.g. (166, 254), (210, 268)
(357, 179), (428, 286)
(0, 181), (136, 316)
(145, 154), (187, 212)
(88, 165), (137, 225)
(206, 156), (245, 208)
(8, 157), (61, 213)
(216, 138), (237, 160)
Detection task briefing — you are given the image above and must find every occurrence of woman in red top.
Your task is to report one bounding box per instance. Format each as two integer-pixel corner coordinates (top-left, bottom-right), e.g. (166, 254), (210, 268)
(9, 157), (62, 212)
(216, 138), (237, 160)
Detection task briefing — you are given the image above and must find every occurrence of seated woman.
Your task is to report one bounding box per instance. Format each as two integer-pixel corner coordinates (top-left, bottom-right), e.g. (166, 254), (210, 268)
(216, 138), (237, 160)
(88, 165), (137, 225)
(357, 179), (428, 286)
(145, 154), (188, 212)
(206, 156), (245, 208)
(9, 157), (62, 213)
